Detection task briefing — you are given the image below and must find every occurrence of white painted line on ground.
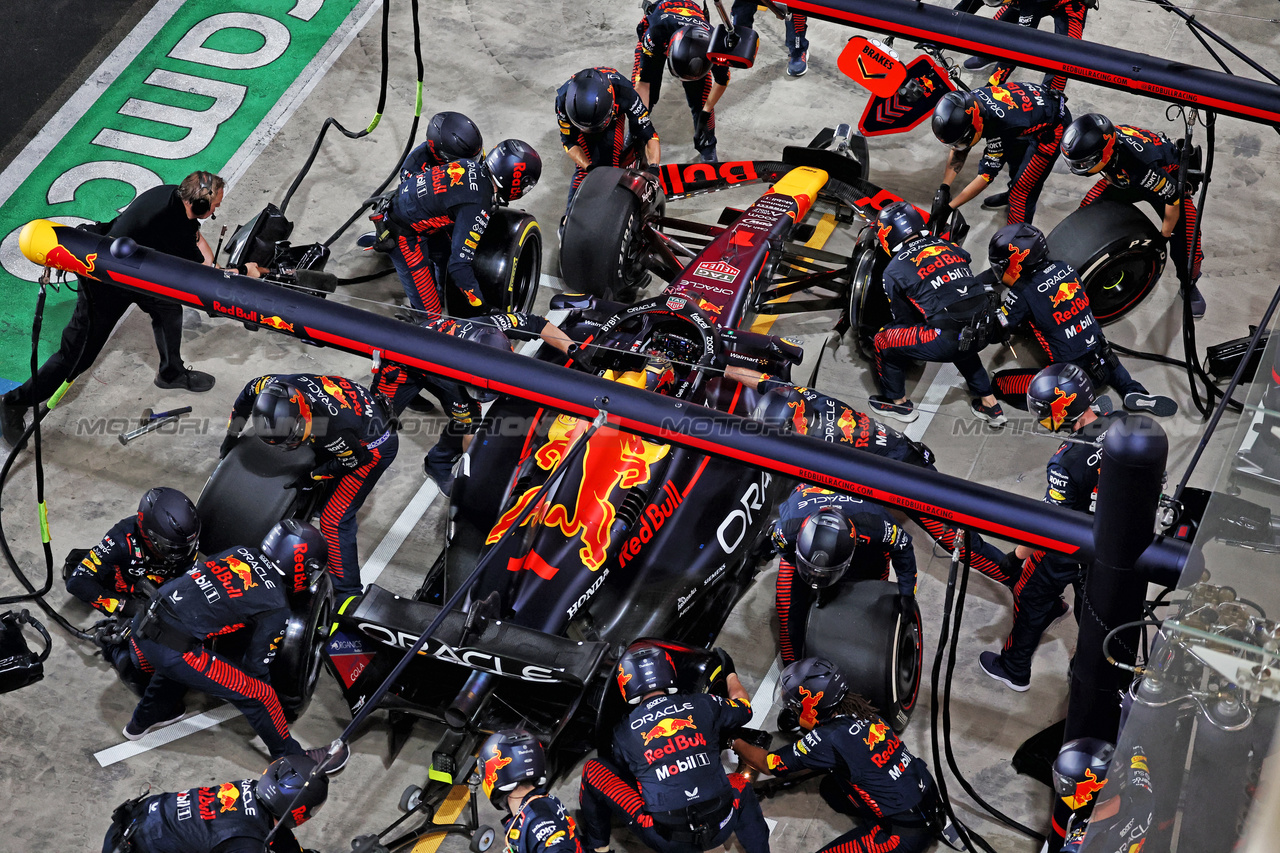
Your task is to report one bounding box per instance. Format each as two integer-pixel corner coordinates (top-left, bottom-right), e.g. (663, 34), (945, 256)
(94, 704), (241, 767)
(749, 657), (782, 726)
(540, 272), (564, 290)
(361, 477), (441, 587)
(904, 363), (959, 443)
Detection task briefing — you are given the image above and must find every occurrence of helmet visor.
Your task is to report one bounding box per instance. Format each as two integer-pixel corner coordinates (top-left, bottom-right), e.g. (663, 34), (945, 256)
(795, 551), (850, 589)
(1066, 151), (1106, 176)
(142, 528), (199, 564)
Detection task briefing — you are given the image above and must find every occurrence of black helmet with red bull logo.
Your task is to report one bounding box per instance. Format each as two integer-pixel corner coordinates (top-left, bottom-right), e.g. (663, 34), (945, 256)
(988, 222), (1050, 285)
(1052, 737), (1114, 812)
(252, 379), (312, 450)
(137, 487), (201, 567)
(875, 202), (927, 254)
(425, 111), (484, 163)
(564, 69), (616, 133)
(261, 519), (327, 593)
(795, 507), (857, 589)
(617, 640), (679, 704)
(777, 657), (849, 730)
(1061, 113), (1117, 176)
(478, 728), (548, 811)
(751, 386), (811, 434)
(667, 24), (713, 81)
(932, 91), (982, 151)
(257, 753), (329, 828)
(484, 139), (541, 203)
(1027, 363), (1095, 432)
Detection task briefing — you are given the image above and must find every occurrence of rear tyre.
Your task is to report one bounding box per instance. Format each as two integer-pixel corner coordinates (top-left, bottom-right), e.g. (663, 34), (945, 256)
(195, 440), (316, 555)
(1046, 201), (1167, 325)
(560, 167), (650, 300)
(472, 208), (542, 313)
(845, 227), (892, 361)
(271, 571), (334, 720)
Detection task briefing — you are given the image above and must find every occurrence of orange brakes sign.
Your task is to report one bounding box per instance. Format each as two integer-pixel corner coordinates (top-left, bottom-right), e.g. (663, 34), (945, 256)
(839, 37), (906, 98)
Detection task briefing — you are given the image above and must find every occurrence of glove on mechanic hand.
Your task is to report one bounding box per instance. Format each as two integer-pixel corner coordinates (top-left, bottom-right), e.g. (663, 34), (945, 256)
(708, 647), (736, 696)
(693, 111), (714, 151)
(566, 342), (598, 374)
(219, 432), (239, 459)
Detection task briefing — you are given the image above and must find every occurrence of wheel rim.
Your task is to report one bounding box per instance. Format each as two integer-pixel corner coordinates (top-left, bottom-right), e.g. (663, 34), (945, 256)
(848, 235), (890, 360)
(894, 612), (921, 713)
(1083, 248), (1165, 324)
(508, 231), (542, 312)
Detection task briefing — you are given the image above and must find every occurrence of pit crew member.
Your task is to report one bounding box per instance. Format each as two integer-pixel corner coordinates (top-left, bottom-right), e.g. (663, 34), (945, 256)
(633, 0), (730, 163)
(221, 373), (396, 599)
(734, 658), (948, 853)
(66, 487), (201, 617)
(399, 110), (484, 179)
(480, 729), (583, 853)
(731, 1), (809, 76)
(981, 222), (1178, 416)
(386, 139), (541, 318)
(870, 201), (1006, 426)
(579, 641), (770, 853)
(101, 753), (328, 853)
(1061, 112), (1206, 317)
(934, 82), (1071, 225)
(964, 0), (1090, 93)
(557, 67), (660, 211)
(980, 364), (1112, 691)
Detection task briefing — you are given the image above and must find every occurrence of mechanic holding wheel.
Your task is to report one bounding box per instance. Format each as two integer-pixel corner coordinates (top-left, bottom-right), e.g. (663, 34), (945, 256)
(66, 487), (201, 617)
(385, 139), (541, 319)
(221, 373), (396, 600)
(733, 658), (952, 853)
(633, 0), (730, 163)
(979, 364), (1112, 692)
(933, 81), (1071, 226)
(1061, 112), (1207, 318)
(103, 520), (347, 770)
(579, 641), (771, 853)
(557, 67), (661, 214)
(979, 222), (1179, 416)
(869, 201), (1006, 427)
(101, 753), (328, 853)
(480, 729), (583, 853)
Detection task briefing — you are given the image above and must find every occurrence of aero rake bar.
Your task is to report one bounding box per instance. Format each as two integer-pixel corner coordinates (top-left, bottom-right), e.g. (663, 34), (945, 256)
(17, 220), (1189, 582)
(787, 0), (1280, 127)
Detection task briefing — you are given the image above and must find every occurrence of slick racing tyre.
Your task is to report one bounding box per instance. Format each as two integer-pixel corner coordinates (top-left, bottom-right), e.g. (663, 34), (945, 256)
(560, 167), (651, 301)
(1046, 201), (1167, 325)
(270, 571), (334, 720)
(470, 208), (542, 314)
(804, 580), (922, 731)
(195, 440), (317, 555)
(846, 227), (892, 360)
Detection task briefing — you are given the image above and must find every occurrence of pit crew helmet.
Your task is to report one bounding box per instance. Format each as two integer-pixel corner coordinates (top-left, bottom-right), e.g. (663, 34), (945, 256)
(257, 754), (329, 829)
(479, 728), (549, 811)
(988, 222), (1050, 285)
(1052, 737), (1115, 811)
(777, 657), (850, 730)
(136, 487), (201, 567)
(425, 111), (483, 163)
(260, 519), (327, 593)
(1061, 113), (1117, 176)
(795, 507), (857, 589)
(564, 69), (616, 133)
(616, 641), (679, 704)
(876, 202), (927, 254)
(251, 379), (312, 450)
(1027, 363), (1096, 432)
(667, 25), (713, 81)
(485, 139), (542, 203)
(932, 91), (983, 151)
(752, 386), (811, 434)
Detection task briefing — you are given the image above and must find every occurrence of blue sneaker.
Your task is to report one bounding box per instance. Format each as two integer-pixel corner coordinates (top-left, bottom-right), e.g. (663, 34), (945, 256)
(979, 651), (1030, 692)
(787, 50), (808, 77)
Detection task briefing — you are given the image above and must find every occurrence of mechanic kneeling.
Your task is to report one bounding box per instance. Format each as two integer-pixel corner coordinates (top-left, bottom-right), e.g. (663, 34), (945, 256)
(481, 729), (583, 853)
(734, 658), (951, 853)
(579, 641), (770, 853)
(101, 753), (327, 853)
(66, 487), (201, 617)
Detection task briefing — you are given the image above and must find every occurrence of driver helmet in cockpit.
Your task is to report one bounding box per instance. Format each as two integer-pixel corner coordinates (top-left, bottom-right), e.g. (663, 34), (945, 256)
(609, 353), (677, 395)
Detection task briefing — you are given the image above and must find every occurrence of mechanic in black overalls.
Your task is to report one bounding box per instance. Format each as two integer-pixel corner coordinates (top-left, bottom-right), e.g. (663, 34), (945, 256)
(730, 0), (809, 77)
(480, 729), (583, 853)
(765, 489), (916, 667)
(964, 0), (1090, 93)
(579, 642), (770, 853)
(557, 67), (660, 213)
(101, 753), (327, 853)
(399, 111), (484, 180)
(633, 0), (730, 163)
(933, 82), (1071, 225)
(733, 658), (948, 853)
(220, 373), (395, 600)
(1062, 112), (1207, 317)
(66, 487), (201, 617)
(386, 139), (541, 318)
(979, 364), (1111, 691)
(745, 382), (1019, 588)
(982, 222), (1178, 417)
(869, 201), (1005, 426)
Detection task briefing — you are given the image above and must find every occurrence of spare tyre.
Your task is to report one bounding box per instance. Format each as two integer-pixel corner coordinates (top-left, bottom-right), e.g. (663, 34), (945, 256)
(1046, 201), (1167, 325)
(845, 227), (892, 360)
(560, 167), (651, 301)
(804, 579), (922, 731)
(469, 207), (542, 314)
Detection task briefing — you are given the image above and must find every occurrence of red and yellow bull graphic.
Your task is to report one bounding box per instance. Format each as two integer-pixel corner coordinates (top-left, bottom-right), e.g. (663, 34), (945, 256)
(911, 244), (947, 265)
(787, 398), (808, 434)
(965, 100), (984, 143)
(1049, 276), (1080, 308)
(1044, 386), (1078, 431)
(989, 85), (1017, 109)
(641, 715), (697, 745)
(223, 555), (257, 589)
(836, 409), (857, 443)
(447, 161), (466, 186)
(1061, 768), (1106, 810)
(864, 721), (889, 749)
(482, 754), (512, 797)
(215, 782), (240, 812)
(876, 223), (894, 254)
(43, 244), (100, 280)
(320, 376), (352, 408)
(617, 666), (633, 694)
(260, 315), (294, 333)
(695, 297), (723, 316)
(797, 686), (823, 730)
(1004, 245), (1031, 283)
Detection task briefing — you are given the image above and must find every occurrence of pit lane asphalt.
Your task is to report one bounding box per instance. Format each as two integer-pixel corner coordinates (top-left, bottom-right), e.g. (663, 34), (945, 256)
(2, 1), (1280, 851)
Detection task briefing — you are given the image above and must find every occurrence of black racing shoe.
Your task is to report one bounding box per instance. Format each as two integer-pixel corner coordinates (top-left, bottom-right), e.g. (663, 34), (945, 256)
(154, 366), (216, 393)
(305, 742), (351, 775)
(124, 707), (187, 740)
(1123, 392), (1178, 417)
(869, 395), (919, 423)
(971, 398), (1008, 427)
(980, 191), (1009, 210)
(2, 397), (27, 449)
(424, 453), (459, 496)
(404, 394), (437, 413)
(979, 651), (1029, 692)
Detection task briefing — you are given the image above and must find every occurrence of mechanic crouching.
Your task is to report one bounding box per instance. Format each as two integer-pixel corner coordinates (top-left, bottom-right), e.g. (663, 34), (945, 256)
(481, 729), (583, 853)
(579, 641), (770, 853)
(221, 373), (395, 600)
(734, 658), (952, 853)
(66, 487), (201, 617)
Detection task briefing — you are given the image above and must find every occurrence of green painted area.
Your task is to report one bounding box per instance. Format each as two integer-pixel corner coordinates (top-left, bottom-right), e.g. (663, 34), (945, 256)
(0, 0), (361, 386)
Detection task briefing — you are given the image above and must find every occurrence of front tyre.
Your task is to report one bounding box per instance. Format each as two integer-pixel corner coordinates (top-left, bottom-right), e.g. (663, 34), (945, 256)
(471, 208), (543, 313)
(271, 571), (334, 720)
(560, 167), (651, 301)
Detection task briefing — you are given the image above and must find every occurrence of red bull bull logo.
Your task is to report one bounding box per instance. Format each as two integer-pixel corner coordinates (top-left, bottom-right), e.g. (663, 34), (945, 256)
(876, 223), (893, 254)
(641, 716), (697, 745)
(447, 161), (466, 186)
(216, 782), (240, 812)
(1049, 277), (1080, 308)
(1061, 768), (1106, 810)
(919, 77), (935, 95)
(797, 686), (823, 730)
(1004, 245), (1031, 283)
(482, 754), (512, 796)
(695, 298), (723, 316)
(912, 244), (946, 265)
(1045, 386), (1077, 430)
(787, 398), (807, 434)
(44, 244), (99, 280)
(617, 667), (632, 693)
(836, 409), (857, 443)
(965, 101), (983, 143)
(990, 85), (1017, 108)
(260, 315), (294, 333)
(224, 556), (257, 588)
(320, 376), (352, 408)
(864, 721), (889, 749)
